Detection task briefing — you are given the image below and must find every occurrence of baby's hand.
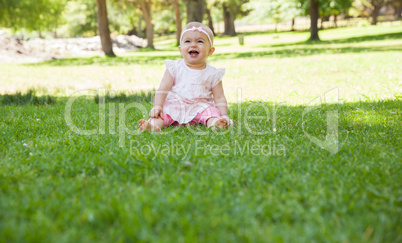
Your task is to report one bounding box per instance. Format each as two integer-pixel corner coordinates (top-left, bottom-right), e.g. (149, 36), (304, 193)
(222, 116), (234, 126)
(149, 106), (164, 119)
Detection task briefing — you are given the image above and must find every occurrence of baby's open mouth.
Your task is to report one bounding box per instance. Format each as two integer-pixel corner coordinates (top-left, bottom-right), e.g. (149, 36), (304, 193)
(189, 50), (199, 57)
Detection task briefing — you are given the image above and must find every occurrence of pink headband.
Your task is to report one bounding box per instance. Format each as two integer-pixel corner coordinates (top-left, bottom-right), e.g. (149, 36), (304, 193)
(180, 26), (213, 46)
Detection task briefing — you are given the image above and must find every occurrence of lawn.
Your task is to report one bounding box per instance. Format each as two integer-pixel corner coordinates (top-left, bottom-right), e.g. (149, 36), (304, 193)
(0, 25), (401, 242)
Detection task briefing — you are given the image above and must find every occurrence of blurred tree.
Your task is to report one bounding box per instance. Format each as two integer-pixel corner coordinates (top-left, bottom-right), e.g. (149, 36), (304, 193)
(111, 0), (178, 44)
(363, 0), (395, 24)
(205, 6), (216, 35)
(0, 0), (67, 37)
(353, 0), (394, 24)
(270, 1), (285, 31)
(42, 0), (67, 37)
(153, 1), (173, 34)
(96, 0), (115, 56)
(108, 0), (141, 35)
(132, 0), (154, 48)
(309, 0), (320, 40)
(297, 0), (353, 36)
(172, 0), (183, 45)
(61, 0), (98, 37)
(318, 0), (352, 28)
(213, 0), (250, 36)
(186, 0), (205, 22)
(298, 0), (351, 40)
(242, 0), (301, 31)
(205, 0), (223, 35)
(392, 0), (402, 18)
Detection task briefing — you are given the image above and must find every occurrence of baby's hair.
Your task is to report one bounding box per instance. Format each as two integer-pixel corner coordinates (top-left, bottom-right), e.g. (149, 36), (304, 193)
(182, 22), (214, 45)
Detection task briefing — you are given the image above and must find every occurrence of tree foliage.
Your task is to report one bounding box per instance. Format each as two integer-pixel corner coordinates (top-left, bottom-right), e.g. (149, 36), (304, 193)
(357, 0), (395, 24)
(0, 0), (397, 40)
(243, 0), (302, 27)
(214, 0), (251, 20)
(320, 0), (353, 17)
(0, 0), (67, 33)
(297, 0), (353, 16)
(60, 0), (97, 37)
(107, 0), (141, 35)
(294, 0), (353, 40)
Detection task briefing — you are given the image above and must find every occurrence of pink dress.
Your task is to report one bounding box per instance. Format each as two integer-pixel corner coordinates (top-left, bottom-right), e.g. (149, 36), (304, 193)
(163, 59), (225, 124)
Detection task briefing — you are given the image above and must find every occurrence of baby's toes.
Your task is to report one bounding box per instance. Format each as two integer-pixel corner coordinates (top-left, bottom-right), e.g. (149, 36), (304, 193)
(215, 118), (227, 129)
(139, 119), (149, 131)
(221, 119), (227, 128)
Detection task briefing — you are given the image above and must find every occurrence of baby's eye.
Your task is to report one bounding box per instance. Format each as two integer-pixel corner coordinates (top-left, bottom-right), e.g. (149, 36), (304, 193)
(198, 40), (204, 43)
(184, 40), (190, 43)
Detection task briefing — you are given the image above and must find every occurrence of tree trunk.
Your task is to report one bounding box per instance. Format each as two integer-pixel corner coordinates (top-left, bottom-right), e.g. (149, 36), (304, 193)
(186, 0), (205, 23)
(137, 17), (143, 38)
(291, 17), (295, 31)
(334, 15), (337, 28)
(173, 0), (182, 46)
(395, 4), (402, 18)
(371, 6), (380, 25)
(137, 0), (154, 48)
(205, 7), (215, 36)
(309, 0), (320, 40)
(370, 0), (386, 25)
(319, 17), (324, 30)
(127, 26), (137, 36)
(96, 0), (115, 57)
(223, 4), (236, 36)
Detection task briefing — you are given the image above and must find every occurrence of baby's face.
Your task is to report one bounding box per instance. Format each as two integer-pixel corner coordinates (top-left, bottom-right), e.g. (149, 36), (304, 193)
(179, 30), (215, 69)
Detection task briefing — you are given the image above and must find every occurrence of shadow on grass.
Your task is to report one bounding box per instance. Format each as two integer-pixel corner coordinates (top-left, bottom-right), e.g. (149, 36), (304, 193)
(94, 90), (154, 104)
(2, 88), (400, 118)
(0, 90), (56, 106)
(0, 89), (155, 106)
(32, 45), (401, 66)
(259, 32), (402, 48)
(212, 46), (401, 60)
(29, 53), (182, 66)
(323, 31), (402, 43)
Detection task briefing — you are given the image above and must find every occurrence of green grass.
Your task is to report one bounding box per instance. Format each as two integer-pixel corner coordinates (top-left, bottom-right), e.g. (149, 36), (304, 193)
(0, 25), (401, 242)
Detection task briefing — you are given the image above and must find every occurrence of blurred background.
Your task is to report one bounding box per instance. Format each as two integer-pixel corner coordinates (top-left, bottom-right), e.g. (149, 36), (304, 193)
(0, 0), (401, 62)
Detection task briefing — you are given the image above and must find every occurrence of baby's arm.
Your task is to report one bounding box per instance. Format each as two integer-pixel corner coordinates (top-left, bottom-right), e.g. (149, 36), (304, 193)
(212, 82), (233, 125)
(150, 69), (174, 119)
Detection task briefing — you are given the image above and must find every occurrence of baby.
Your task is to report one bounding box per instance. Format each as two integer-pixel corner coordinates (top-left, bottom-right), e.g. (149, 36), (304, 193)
(139, 22), (233, 132)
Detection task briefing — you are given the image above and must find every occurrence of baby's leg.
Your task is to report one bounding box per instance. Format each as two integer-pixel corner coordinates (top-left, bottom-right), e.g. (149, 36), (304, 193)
(139, 118), (164, 132)
(207, 117), (227, 130)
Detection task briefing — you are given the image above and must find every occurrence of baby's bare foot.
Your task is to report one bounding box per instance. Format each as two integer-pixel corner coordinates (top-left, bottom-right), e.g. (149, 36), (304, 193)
(212, 118), (227, 130)
(139, 119), (151, 132)
(139, 119), (161, 132)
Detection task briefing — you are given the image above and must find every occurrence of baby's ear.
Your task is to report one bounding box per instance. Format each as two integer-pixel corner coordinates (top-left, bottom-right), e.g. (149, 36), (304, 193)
(208, 47), (215, 56)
